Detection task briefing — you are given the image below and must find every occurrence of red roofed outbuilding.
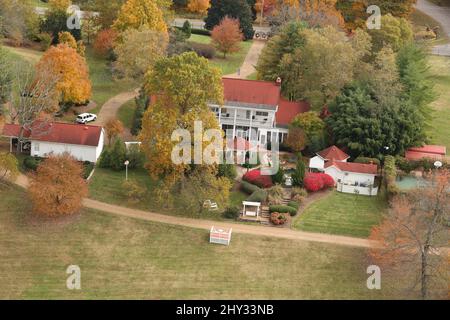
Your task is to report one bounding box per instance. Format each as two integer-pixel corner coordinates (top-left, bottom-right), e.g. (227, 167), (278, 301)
(2, 122), (105, 163)
(405, 145), (446, 161)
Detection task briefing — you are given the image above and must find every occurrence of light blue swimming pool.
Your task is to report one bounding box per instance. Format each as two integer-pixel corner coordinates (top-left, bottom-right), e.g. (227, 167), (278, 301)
(395, 176), (430, 190)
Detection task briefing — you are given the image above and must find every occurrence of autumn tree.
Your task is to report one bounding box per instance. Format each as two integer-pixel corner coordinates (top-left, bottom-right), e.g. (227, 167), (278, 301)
(28, 153), (88, 216)
(205, 0), (255, 40)
(187, 0), (210, 14)
(211, 17), (243, 58)
(105, 118), (124, 144)
(0, 152), (19, 187)
(266, 0), (345, 31)
(0, 0), (39, 46)
(290, 111), (325, 143)
(284, 127), (306, 153)
(369, 170), (449, 299)
(368, 14), (413, 53)
(112, 0), (169, 33)
(139, 52), (223, 195)
(113, 28), (168, 79)
(8, 61), (60, 152)
(0, 47), (12, 104)
(93, 28), (118, 57)
(36, 44), (92, 106)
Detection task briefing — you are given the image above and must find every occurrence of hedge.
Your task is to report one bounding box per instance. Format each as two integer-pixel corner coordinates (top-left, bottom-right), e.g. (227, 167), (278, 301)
(188, 42), (216, 59)
(243, 169), (273, 188)
(176, 26), (211, 36)
(287, 201), (299, 210)
(269, 205), (297, 217)
(247, 189), (268, 203)
(240, 180), (261, 195)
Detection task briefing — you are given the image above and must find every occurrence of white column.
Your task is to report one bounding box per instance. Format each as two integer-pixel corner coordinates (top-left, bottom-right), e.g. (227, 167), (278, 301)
(249, 110), (253, 140)
(10, 137), (12, 153)
(232, 109), (237, 138)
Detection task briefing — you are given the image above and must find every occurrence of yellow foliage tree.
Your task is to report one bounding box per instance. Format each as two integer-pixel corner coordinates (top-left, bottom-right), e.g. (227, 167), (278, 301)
(187, 0), (210, 14)
(48, 0), (71, 12)
(139, 52), (223, 189)
(36, 44), (92, 105)
(58, 31), (77, 49)
(113, 0), (169, 33)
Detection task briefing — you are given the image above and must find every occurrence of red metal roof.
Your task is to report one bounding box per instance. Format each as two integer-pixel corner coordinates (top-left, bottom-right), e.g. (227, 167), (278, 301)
(405, 151), (444, 161)
(2, 122), (102, 147)
(407, 145), (446, 156)
(276, 98), (310, 127)
(222, 78), (281, 106)
(325, 161), (378, 175)
(317, 145), (350, 161)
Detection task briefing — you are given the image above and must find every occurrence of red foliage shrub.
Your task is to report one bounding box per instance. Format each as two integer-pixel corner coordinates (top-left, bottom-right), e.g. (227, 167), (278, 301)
(243, 169), (273, 188)
(93, 29), (117, 56)
(304, 173), (335, 192)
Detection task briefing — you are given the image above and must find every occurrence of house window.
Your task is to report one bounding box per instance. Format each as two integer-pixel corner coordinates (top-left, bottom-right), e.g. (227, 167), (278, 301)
(256, 111), (269, 117)
(34, 143), (39, 152)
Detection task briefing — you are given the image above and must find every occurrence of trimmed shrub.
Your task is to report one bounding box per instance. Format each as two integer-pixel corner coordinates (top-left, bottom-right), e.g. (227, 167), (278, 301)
(292, 187), (307, 198)
(247, 189), (268, 203)
(243, 169), (273, 188)
(181, 20), (192, 38)
(218, 163), (237, 180)
(223, 206), (240, 219)
(270, 212), (289, 225)
(23, 156), (42, 171)
(287, 201), (299, 210)
(269, 205), (297, 216)
(188, 42), (216, 59)
(240, 180), (260, 194)
(271, 166), (285, 184)
(304, 173), (334, 192)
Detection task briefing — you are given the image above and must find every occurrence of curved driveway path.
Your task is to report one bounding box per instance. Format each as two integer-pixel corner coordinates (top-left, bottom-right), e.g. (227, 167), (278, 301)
(14, 173), (377, 248)
(225, 40), (266, 79)
(96, 89), (139, 127)
(416, 0), (450, 55)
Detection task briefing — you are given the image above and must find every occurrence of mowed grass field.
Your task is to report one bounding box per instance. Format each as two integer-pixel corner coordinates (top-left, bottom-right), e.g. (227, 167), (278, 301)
(428, 56), (450, 150)
(293, 192), (387, 238)
(0, 186), (408, 299)
(188, 34), (253, 75)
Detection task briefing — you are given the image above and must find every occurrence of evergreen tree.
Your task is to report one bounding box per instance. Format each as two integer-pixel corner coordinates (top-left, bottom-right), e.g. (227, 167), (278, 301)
(181, 20), (192, 39)
(109, 138), (127, 171)
(204, 0), (255, 40)
(292, 159), (306, 187)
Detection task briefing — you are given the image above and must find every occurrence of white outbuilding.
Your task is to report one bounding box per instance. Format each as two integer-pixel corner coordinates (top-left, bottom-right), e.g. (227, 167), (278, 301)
(2, 122), (105, 163)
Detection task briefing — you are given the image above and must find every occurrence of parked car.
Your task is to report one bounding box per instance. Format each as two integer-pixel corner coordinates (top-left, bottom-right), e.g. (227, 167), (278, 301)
(76, 113), (97, 124)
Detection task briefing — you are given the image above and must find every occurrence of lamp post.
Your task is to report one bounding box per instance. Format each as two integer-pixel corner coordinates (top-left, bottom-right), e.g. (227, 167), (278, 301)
(434, 161), (443, 170)
(124, 160), (129, 181)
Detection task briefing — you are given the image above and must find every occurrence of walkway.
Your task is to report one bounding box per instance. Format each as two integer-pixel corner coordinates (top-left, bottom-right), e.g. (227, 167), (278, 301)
(96, 89), (139, 141)
(14, 173), (377, 248)
(416, 0), (450, 56)
(225, 40), (266, 79)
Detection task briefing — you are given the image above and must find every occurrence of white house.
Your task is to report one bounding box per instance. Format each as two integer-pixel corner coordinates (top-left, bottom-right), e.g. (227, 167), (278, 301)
(209, 78), (310, 146)
(309, 145), (350, 171)
(2, 122), (105, 163)
(310, 146), (379, 196)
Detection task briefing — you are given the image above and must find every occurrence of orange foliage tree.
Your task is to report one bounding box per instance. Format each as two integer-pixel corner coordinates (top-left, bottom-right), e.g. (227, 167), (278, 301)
(36, 44), (92, 105)
(369, 170), (450, 299)
(28, 153), (88, 216)
(211, 17), (243, 58)
(187, 0), (210, 14)
(93, 28), (118, 56)
(105, 118), (124, 144)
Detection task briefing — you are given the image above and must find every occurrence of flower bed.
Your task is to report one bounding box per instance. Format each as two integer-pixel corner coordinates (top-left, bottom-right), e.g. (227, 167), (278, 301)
(270, 212), (289, 225)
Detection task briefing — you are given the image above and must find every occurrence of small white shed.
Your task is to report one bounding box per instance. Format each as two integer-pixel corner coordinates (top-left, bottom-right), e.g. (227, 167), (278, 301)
(242, 201), (261, 218)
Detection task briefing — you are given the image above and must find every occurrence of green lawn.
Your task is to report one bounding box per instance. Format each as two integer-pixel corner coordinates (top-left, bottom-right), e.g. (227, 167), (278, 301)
(293, 192), (387, 238)
(88, 168), (245, 220)
(0, 186), (409, 299)
(428, 56), (450, 150)
(188, 34), (253, 76)
(117, 99), (136, 129)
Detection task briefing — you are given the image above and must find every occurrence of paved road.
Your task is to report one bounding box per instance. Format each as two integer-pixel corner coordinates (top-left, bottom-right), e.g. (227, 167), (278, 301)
(416, 0), (450, 56)
(172, 18), (271, 35)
